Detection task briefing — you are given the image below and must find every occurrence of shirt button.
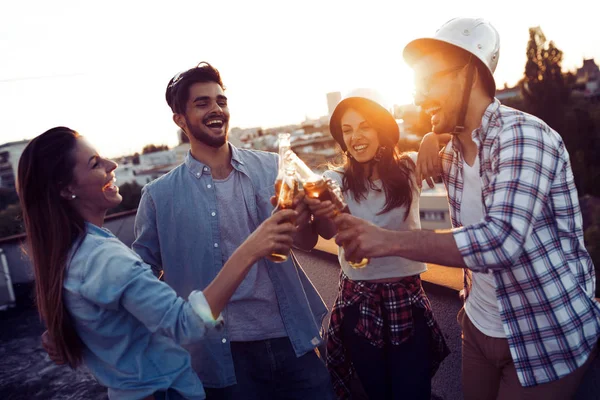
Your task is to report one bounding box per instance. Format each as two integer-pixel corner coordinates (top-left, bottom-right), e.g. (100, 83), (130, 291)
(211, 212), (216, 217)
(196, 172), (201, 177)
(207, 184), (212, 189)
(222, 338), (227, 344)
(214, 243), (219, 248)
(203, 167), (208, 171)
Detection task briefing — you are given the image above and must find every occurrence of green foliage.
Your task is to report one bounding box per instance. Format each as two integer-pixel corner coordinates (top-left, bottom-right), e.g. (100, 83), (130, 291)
(520, 27), (571, 130)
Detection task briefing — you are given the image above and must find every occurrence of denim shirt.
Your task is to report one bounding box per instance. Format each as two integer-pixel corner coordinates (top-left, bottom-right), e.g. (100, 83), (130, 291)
(63, 222), (216, 400)
(133, 144), (328, 388)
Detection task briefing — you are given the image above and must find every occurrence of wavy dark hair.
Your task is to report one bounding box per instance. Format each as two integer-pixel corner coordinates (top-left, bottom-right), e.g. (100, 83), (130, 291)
(165, 61), (225, 115)
(17, 127), (85, 368)
(329, 102), (415, 218)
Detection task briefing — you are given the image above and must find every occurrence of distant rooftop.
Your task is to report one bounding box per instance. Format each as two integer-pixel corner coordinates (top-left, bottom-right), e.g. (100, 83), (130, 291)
(0, 139), (29, 149)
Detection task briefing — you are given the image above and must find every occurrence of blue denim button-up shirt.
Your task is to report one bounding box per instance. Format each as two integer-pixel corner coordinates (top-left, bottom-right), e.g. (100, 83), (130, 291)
(133, 144), (328, 388)
(63, 222), (211, 400)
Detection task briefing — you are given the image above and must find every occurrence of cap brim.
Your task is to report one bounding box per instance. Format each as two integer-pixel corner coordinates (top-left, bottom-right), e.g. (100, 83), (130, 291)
(403, 37), (461, 66)
(403, 37), (497, 95)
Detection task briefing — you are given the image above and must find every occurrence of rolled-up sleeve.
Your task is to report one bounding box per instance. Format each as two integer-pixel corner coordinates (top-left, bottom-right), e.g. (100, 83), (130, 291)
(80, 240), (222, 345)
(453, 123), (563, 270)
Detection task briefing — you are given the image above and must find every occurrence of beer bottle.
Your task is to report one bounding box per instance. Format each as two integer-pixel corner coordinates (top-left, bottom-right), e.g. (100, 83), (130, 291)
(268, 134), (298, 263)
(285, 150), (368, 269)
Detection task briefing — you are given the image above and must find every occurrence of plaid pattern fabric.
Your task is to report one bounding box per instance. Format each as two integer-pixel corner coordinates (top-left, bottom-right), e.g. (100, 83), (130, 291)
(440, 98), (600, 387)
(325, 273), (449, 399)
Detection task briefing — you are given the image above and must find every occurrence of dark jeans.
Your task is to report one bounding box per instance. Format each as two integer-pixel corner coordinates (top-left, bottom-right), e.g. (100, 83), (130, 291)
(341, 303), (432, 400)
(152, 388), (187, 400)
(204, 336), (335, 400)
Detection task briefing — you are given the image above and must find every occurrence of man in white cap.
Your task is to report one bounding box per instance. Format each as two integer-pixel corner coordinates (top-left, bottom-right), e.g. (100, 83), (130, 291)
(333, 17), (599, 399)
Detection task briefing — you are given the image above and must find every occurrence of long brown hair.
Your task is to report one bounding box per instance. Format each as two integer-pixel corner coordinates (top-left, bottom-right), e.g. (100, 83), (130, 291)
(336, 147), (415, 218)
(17, 127), (85, 368)
(329, 102), (415, 218)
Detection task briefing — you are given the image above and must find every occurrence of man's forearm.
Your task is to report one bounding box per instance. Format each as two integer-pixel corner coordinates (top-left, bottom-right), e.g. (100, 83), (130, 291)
(390, 229), (466, 268)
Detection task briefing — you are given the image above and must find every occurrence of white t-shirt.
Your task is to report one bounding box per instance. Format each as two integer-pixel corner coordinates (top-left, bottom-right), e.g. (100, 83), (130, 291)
(324, 152), (427, 281)
(461, 155), (506, 338)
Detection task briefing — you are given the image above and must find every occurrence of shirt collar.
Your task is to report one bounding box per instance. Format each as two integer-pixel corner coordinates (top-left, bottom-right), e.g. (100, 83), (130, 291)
(184, 142), (245, 179)
(85, 221), (115, 238)
(475, 98), (502, 142)
(450, 98), (502, 156)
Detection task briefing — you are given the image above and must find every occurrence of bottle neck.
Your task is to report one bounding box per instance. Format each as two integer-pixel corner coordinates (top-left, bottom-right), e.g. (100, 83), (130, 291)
(286, 151), (321, 184)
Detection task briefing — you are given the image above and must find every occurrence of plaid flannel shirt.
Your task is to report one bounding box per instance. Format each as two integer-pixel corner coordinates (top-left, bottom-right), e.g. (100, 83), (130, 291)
(325, 273), (449, 399)
(440, 98), (600, 387)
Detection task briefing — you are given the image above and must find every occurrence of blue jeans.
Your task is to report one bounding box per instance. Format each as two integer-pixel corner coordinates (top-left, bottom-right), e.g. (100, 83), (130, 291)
(341, 303), (432, 400)
(204, 337), (335, 400)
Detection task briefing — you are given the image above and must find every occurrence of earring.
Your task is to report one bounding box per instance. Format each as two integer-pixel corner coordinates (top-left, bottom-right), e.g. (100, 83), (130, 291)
(71, 194), (76, 199)
(344, 150), (354, 159)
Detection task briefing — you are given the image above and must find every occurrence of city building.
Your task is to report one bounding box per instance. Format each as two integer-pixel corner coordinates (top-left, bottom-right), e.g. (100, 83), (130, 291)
(575, 58), (600, 100)
(496, 83), (522, 102)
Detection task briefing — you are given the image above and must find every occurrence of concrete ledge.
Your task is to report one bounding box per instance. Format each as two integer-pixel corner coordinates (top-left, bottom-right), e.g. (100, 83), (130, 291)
(421, 264), (463, 292)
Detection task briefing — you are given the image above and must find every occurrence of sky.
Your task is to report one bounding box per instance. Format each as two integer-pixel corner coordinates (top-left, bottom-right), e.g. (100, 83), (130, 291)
(1, 0), (599, 157)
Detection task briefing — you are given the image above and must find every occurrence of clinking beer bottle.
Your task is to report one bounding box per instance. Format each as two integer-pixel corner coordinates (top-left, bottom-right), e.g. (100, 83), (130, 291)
(268, 134), (298, 263)
(284, 150), (369, 269)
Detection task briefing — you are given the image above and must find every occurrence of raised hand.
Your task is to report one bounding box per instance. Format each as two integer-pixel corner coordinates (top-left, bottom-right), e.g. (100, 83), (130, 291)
(245, 209), (297, 261)
(333, 213), (392, 262)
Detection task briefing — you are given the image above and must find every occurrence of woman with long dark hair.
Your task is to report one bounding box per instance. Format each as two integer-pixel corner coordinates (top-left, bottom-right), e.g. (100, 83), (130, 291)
(18, 127), (297, 400)
(306, 89), (449, 400)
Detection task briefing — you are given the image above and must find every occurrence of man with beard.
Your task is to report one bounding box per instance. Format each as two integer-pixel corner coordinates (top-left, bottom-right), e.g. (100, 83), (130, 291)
(133, 62), (334, 400)
(333, 18), (600, 399)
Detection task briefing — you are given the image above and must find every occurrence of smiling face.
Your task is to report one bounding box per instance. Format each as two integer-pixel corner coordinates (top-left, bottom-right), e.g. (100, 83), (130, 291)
(176, 81), (230, 148)
(340, 108), (381, 163)
(412, 52), (469, 134)
(65, 138), (122, 214)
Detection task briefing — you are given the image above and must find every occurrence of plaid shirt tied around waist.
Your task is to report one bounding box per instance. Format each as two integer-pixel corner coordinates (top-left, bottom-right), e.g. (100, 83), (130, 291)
(325, 273), (449, 399)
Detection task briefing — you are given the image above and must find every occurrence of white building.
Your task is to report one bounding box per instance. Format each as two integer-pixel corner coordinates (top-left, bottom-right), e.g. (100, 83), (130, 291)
(113, 163), (141, 186)
(326, 92), (341, 116)
(173, 142), (191, 164)
(0, 140), (29, 190)
(139, 149), (176, 168)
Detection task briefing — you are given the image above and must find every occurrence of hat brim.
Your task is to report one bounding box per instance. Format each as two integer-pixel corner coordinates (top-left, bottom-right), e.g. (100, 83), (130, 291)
(403, 37), (497, 96)
(403, 37), (463, 66)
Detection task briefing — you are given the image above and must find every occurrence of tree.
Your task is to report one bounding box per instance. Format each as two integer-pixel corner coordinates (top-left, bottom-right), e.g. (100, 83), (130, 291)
(142, 144), (169, 154)
(520, 26), (570, 130)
